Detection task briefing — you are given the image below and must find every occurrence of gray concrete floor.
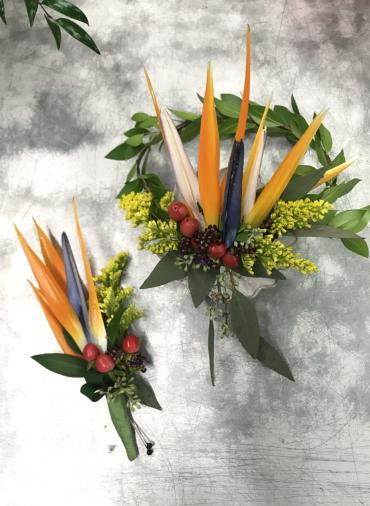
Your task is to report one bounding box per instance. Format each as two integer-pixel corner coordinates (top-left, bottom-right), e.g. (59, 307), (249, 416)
(1, 1), (370, 505)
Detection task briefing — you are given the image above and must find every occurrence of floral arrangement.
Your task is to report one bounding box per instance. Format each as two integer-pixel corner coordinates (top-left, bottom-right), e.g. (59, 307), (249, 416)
(107, 29), (370, 384)
(15, 201), (161, 461)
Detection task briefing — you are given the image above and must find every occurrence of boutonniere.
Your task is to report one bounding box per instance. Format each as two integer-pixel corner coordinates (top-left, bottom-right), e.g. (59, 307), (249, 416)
(16, 200), (161, 460)
(108, 29), (370, 385)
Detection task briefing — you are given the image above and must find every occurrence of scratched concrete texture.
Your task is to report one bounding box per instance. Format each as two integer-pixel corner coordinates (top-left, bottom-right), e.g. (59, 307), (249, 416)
(1, 0), (370, 504)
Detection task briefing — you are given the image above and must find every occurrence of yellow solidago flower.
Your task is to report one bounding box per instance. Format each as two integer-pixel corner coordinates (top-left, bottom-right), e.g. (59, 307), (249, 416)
(119, 191), (152, 226)
(242, 234), (319, 275)
(138, 219), (179, 254)
(270, 198), (332, 237)
(159, 191), (175, 211)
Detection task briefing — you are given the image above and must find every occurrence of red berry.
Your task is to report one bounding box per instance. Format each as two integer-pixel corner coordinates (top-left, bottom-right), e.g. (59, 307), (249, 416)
(122, 334), (140, 354)
(95, 354), (115, 373)
(222, 252), (240, 268)
(180, 217), (200, 238)
(168, 201), (188, 221)
(83, 343), (100, 361)
(208, 243), (227, 259)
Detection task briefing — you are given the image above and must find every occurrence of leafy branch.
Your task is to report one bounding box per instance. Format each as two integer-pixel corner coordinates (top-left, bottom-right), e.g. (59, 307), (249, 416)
(0, 0), (100, 54)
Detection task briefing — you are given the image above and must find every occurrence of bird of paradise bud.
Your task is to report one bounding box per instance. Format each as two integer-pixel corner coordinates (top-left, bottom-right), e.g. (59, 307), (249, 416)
(15, 200), (107, 356)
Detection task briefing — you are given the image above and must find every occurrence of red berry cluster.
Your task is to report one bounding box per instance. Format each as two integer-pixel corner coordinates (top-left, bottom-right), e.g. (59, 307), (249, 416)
(82, 334), (143, 373)
(168, 201), (241, 269)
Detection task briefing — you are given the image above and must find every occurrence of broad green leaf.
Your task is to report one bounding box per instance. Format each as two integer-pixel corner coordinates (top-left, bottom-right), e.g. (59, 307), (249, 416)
(116, 178), (144, 198)
(218, 118), (238, 138)
(273, 105), (293, 126)
(133, 375), (162, 410)
(140, 252), (187, 289)
(44, 14), (62, 49)
(281, 167), (327, 201)
(125, 133), (144, 147)
(124, 127), (148, 137)
(0, 0), (6, 23)
(315, 179), (360, 204)
(125, 162), (138, 182)
(137, 117), (158, 128)
(107, 395), (138, 461)
(331, 149), (346, 167)
(328, 208), (370, 233)
(290, 113), (309, 139)
(257, 336), (294, 381)
(290, 224), (362, 239)
(132, 112), (150, 122)
(56, 18), (100, 54)
(106, 142), (142, 160)
(215, 97), (240, 118)
(24, 0), (38, 26)
(341, 238), (369, 258)
(43, 0), (88, 24)
(80, 383), (105, 402)
(106, 303), (128, 347)
(291, 94), (300, 115)
(62, 329), (82, 355)
(208, 319), (215, 386)
(294, 165), (317, 177)
(85, 369), (113, 387)
(170, 109), (199, 121)
(187, 268), (218, 308)
(313, 135), (328, 165)
(180, 118), (201, 143)
(141, 173), (169, 199)
(220, 93), (242, 107)
(32, 353), (87, 377)
(319, 123), (333, 152)
(230, 289), (260, 358)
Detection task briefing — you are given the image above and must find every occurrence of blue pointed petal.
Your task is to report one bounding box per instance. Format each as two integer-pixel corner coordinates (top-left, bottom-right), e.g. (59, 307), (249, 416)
(222, 140), (244, 247)
(61, 232), (92, 342)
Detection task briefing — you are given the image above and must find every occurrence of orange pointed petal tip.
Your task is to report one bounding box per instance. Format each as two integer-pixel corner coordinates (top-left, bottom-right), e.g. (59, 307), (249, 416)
(246, 111), (326, 227)
(72, 199), (106, 350)
(235, 26), (251, 141)
(198, 62), (220, 226)
(313, 159), (354, 188)
(33, 219), (67, 290)
(29, 281), (78, 356)
(144, 68), (161, 123)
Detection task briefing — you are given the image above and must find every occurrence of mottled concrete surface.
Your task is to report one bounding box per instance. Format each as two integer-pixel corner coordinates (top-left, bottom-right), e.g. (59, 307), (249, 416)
(1, 1), (370, 505)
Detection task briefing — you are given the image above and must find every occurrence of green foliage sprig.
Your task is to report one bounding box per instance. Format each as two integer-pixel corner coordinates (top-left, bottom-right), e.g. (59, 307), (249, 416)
(0, 0), (99, 53)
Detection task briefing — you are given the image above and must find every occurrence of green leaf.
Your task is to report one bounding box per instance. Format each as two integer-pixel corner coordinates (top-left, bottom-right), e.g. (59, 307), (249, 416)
(331, 149), (346, 167)
(42, 0), (88, 24)
(80, 383), (105, 402)
(289, 113), (309, 139)
(0, 0), (6, 23)
(24, 0), (38, 26)
(341, 238), (369, 258)
(137, 117), (158, 128)
(107, 395), (138, 461)
(140, 252), (187, 289)
(315, 179), (360, 204)
(133, 374), (162, 410)
(116, 178), (144, 198)
(328, 207), (370, 233)
(319, 123), (333, 152)
(125, 162), (138, 182)
(220, 93), (242, 107)
(294, 165), (317, 177)
(85, 369), (113, 387)
(290, 224), (363, 239)
(124, 127), (148, 137)
(180, 118), (201, 143)
(273, 105), (293, 126)
(218, 118), (238, 138)
(125, 133), (144, 147)
(215, 97), (240, 118)
(44, 14), (62, 49)
(170, 109), (199, 121)
(132, 112), (150, 122)
(313, 135), (328, 165)
(106, 142), (142, 160)
(187, 268), (218, 308)
(208, 319), (215, 386)
(257, 336), (294, 381)
(281, 166), (327, 201)
(106, 304), (128, 347)
(32, 353), (87, 377)
(62, 329), (82, 355)
(141, 173), (168, 199)
(56, 18), (100, 54)
(230, 289), (260, 358)
(291, 94), (300, 115)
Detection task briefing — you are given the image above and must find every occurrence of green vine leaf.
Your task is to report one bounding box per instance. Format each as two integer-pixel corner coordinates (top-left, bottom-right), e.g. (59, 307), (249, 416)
(42, 0), (89, 24)
(0, 0), (6, 23)
(133, 374), (162, 410)
(32, 353), (87, 377)
(107, 395), (138, 461)
(341, 238), (369, 258)
(56, 17), (100, 54)
(230, 289), (260, 358)
(257, 336), (294, 381)
(187, 268), (218, 308)
(140, 252), (187, 289)
(44, 14), (62, 49)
